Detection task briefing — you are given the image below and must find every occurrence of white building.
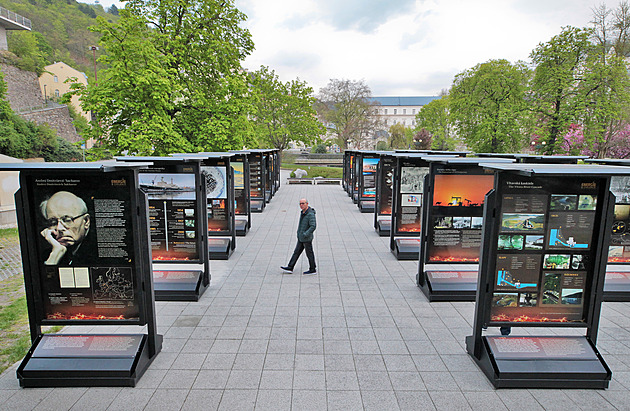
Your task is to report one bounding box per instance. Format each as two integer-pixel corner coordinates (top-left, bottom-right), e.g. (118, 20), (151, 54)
(371, 96), (440, 128)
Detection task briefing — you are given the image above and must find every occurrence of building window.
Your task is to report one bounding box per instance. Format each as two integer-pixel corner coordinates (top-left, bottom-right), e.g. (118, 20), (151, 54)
(394, 109), (397, 115)
(53, 75), (58, 83)
(412, 109), (416, 115)
(384, 109), (388, 115)
(403, 120), (406, 125)
(54, 89), (60, 98)
(403, 109), (406, 115)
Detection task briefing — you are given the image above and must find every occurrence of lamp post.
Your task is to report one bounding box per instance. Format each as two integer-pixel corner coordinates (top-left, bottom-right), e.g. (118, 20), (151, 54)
(90, 46), (98, 86)
(43, 84), (46, 104)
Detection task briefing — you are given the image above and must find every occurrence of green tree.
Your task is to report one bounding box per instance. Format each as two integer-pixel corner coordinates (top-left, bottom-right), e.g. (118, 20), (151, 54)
(388, 123), (408, 149)
(581, 47), (630, 158)
(375, 140), (389, 151)
(450, 59), (528, 153)
(316, 79), (381, 150)
(415, 95), (457, 150)
(529, 27), (592, 154)
(76, 0), (254, 155)
(250, 66), (325, 151)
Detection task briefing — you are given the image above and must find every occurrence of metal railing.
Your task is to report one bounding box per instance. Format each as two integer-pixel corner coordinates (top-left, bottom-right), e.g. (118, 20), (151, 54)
(0, 6), (31, 29)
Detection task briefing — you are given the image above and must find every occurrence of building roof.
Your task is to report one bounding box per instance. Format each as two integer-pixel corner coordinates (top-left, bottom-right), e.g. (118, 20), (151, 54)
(370, 96), (440, 107)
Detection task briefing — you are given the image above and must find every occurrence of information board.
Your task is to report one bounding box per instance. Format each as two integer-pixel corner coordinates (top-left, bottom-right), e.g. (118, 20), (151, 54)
(395, 161), (428, 234)
(487, 174), (604, 324)
(426, 165), (494, 262)
(377, 156), (395, 215)
(249, 154), (263, 199)
(608, 175), (630, 263)
(233, 161), (247, 215)
(27, 173), (142, 322)
(139, 165), (199, 262)
(362, 157), (379, 198)
(202, 165), (229, 232)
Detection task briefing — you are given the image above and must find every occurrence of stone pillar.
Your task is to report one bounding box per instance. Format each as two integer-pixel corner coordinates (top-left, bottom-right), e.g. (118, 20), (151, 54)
(0, 26), (7, 51)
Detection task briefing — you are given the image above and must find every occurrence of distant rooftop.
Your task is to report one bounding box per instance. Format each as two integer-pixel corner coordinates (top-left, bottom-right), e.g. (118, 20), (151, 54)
(370, 96), (440, 106)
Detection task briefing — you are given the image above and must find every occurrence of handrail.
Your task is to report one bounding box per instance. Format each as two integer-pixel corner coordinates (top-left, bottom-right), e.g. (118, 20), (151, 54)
(0, 7), (31, 29)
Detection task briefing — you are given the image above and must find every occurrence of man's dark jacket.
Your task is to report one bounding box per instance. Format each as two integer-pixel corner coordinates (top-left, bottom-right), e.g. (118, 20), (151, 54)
(297, 207), (316, 242)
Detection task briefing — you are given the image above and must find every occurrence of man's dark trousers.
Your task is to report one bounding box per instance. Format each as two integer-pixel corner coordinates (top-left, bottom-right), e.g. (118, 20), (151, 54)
(288, 241), (316, 271)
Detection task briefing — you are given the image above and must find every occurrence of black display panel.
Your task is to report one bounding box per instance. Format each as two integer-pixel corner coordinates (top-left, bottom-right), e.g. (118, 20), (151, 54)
(27, 173), (143, 322)
(377, 157), (394, 215)
(362, 157), (379, 198)
(608, 176), (630, 263)
(138, 164), (199, 262)
(395, 161), (428, 234)
(250, 154), (263, 199)
(426, 165), (494, 263)
(233, 160), (247, 215)
(202, 165), (229, 232)
(487, 174), (605, 325)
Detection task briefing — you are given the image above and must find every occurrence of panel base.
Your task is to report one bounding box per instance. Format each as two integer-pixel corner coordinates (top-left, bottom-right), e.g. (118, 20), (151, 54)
(466, 335), (611, 389)
(235, 219), (249, 237)
(153, 270), (207, 301)
(376, 219), (391, 237)
(17, 333), (162, 388)
(359, 200), (375, 213)
(603, 271), (630, 302)
(251, 199), (264, 213)
(209, 238), (233, 260)
(418, 270), (478, 302)
(392, 238), (419, 260)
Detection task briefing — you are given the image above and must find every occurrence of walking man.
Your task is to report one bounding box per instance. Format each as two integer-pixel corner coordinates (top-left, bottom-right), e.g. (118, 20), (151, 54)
(282, 198), (317, 274)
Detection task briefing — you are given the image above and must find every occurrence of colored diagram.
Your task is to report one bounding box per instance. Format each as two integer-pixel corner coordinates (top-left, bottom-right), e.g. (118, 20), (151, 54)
(497, 270), (537, 289)
(548, 228), (588, 248)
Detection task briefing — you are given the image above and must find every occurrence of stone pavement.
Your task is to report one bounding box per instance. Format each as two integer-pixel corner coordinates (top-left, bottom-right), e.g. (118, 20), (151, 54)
(2, 170), (630, 410)
(0, 233), (22, 282)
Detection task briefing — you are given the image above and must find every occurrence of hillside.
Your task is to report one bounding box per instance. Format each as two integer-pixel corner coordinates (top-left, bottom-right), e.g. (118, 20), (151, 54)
(2, 0), (118, 79)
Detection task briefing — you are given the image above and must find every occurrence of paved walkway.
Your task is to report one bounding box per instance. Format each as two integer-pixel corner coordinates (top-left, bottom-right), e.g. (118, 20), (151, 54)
(1, 170), (630, 410)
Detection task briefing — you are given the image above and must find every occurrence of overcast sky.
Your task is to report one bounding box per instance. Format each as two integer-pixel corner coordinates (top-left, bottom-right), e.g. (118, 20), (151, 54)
(93, 0), (623, 96)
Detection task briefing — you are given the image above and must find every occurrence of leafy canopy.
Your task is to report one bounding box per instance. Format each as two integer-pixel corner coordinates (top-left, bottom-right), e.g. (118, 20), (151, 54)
(250, 66), (325, 151)
(450, 59), (528, 153)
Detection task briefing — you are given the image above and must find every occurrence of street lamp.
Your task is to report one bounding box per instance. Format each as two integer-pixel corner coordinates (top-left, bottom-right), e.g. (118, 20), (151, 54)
(90, 46), (99, 86)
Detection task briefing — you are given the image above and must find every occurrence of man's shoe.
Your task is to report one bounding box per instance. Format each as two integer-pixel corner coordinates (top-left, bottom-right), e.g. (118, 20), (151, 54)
(281, 266), (293, 273)
(303, 269), (317, 275)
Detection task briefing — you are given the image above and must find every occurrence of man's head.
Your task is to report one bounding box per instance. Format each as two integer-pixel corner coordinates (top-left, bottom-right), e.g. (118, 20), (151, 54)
(299, 198), (309, 212)
(40, 191), (90, 248)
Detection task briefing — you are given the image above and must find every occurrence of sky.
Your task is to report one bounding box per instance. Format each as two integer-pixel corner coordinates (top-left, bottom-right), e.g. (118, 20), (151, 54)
(92, 0), (623, 96)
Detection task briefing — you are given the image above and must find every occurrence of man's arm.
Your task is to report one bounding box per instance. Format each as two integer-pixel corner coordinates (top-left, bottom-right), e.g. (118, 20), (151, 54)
(303, 213), (316, 237)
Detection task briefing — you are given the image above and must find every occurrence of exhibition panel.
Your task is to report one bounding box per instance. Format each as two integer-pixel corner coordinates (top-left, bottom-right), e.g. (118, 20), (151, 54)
(116, 156), (209, 301)
(389, 154), (434, 260)
(246, 150), (267, 212)
(173, 153), (237, 259)
(229, 151), (252, 236)
(374, 152), (396, 236)
(466, 163), (630, 389)
(0, 162), (162, 387)
(585, 158), (630, 301)
(357, 151), (380, 213)
(417, 157), (513, 301)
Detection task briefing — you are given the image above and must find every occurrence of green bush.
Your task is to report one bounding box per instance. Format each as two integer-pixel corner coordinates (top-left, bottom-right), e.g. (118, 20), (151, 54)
(311, 143), (327, 153)
(283, 164), (342, 178)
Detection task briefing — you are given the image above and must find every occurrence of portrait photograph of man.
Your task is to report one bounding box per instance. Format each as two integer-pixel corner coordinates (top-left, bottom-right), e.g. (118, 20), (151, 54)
(39, 190), (96, 266)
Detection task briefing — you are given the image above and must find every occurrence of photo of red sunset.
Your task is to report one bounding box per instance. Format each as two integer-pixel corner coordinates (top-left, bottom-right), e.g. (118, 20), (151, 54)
(432, 175), (495, 206)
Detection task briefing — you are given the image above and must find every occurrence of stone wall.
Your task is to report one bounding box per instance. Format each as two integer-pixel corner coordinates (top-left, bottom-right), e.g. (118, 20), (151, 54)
(20, 105), (80, 143)
(0, 63), (43, 111)
(0, 63), (79, 143)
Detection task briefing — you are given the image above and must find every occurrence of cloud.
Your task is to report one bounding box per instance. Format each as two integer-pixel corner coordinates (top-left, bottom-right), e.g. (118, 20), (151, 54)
(284, 0), (417, 33)
(268, 51), (322, 71)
